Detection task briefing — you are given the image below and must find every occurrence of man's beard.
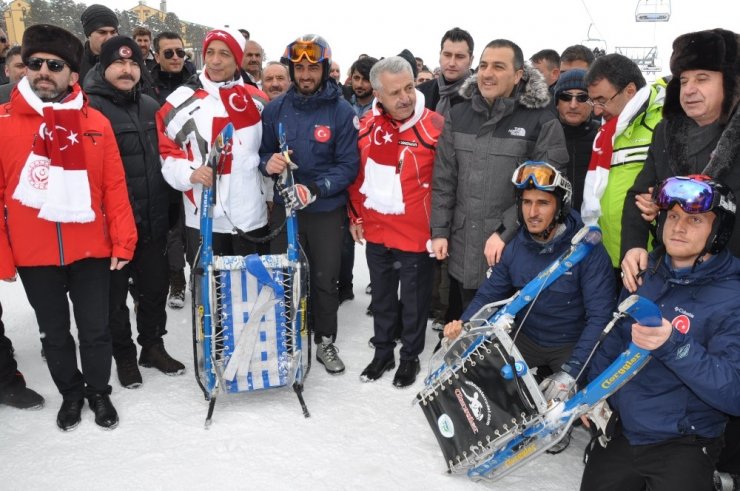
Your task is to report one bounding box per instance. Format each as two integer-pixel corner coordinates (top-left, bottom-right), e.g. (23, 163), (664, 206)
(31, 77), (66, 101)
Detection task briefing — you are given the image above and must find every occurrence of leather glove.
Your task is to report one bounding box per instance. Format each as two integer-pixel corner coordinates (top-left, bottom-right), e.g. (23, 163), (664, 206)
(281, 183), (317, 210)
(539, 371), (576, 402)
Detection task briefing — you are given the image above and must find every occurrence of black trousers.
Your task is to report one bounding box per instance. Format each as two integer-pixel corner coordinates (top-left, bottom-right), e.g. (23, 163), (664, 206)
(0, 301), (23, 392)
(185, 224), (270, 267)
(338, 213), (355, 291)
(166, 201), (186, 272)
(581, 431), (721, 491)
(445, 275), (478, 322)
(109, 239), (169, 360)
(366, 242), (433, 361)
(513, 331), (575, 374)
(270, 205), (344, 343)
(18, 258), (112, 400)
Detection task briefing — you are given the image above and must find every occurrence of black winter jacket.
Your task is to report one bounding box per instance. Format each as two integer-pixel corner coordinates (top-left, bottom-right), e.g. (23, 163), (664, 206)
(562, 118), (600, 212)
(83, 68), (171, 244)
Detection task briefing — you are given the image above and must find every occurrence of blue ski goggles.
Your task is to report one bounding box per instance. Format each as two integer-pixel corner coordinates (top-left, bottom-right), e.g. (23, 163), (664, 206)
(654, 176), (736, 215)
(511, 162), (564, 191)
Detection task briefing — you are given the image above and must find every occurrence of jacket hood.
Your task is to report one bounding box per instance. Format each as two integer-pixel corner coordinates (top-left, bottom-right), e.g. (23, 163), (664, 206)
(458, 65), (551, 109)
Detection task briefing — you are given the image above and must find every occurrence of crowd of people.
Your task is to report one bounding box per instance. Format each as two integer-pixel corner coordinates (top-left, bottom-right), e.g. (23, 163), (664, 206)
(0, 4), (737, 489)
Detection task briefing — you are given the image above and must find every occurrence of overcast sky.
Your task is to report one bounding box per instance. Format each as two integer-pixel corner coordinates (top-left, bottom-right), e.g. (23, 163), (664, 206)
(102, 0), (736, 78)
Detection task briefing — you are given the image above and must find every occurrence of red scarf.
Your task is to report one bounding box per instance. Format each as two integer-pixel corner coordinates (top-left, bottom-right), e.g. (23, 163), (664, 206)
(13, 79), (93, 223)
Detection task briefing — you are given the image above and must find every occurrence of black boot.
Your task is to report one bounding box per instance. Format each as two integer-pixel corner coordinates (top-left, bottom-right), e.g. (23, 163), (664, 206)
(167, 269), (186, 309)
(56, 399), (84, 431)
(87, 393), (118, 430)
(0, 385), (44, 410)
(392, 358), (420, 388)
(115, 354), (142, 389)
(360, 357), (395, 382)
(139, 343), (185, 375)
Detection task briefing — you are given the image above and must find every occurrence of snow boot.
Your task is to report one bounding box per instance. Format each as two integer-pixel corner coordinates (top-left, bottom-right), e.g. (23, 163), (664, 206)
(714, 471), (740, 491)
(139, 343), (185, 376)
(316, 336), (345, 374)
(167, 269), (186, 309)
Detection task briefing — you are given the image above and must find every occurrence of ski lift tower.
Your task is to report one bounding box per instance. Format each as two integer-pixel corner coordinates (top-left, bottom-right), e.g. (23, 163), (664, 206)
(635, 0), (671, 22)
(615, 46), (662, 81)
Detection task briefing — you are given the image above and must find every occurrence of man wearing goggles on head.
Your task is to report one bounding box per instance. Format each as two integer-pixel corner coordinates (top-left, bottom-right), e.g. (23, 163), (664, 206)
(443, 162), (615, 450)
(619, 28), (740, 488)
(259, 34), (359, 375)
(580, 175), (740, 491)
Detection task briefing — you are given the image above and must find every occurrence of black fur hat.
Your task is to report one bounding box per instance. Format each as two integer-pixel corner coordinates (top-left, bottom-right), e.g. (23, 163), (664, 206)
(21, 24), (84, 73)
(664, 28), (739, 123)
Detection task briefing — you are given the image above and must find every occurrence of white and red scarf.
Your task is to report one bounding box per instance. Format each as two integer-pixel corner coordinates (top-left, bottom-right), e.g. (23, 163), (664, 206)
(13, 78), (94, 223)
(360, 91), (425, 214)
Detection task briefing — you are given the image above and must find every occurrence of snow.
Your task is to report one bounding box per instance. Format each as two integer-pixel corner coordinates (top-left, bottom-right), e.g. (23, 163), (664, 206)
(1, 245), (588, 490)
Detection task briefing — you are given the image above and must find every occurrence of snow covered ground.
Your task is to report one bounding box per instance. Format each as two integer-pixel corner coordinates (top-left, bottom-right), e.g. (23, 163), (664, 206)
(1, 244), (588, 490)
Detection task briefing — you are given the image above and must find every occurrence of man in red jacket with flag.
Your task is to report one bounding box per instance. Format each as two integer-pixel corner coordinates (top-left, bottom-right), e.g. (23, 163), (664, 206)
(0, 24), (137, 431)
(349, 56), (444, 388)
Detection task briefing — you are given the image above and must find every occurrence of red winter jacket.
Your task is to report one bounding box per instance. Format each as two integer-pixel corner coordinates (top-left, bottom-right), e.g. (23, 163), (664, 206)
(349, 97), (443, 253)
(0, 85), (137, 279)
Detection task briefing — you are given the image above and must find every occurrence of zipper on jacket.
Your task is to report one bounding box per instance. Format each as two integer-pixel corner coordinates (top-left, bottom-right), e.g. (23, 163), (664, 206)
(84, 131), (103, 144)
(56, 222), (65, 265)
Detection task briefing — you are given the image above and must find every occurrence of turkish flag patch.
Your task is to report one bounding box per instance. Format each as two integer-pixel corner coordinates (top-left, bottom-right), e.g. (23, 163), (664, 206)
(671, 314), (691, 334)
(314, 125), (331, 143)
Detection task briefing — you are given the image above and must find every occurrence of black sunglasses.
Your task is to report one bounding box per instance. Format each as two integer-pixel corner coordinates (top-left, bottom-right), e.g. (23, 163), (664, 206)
(26, 57), (68, 73)
(163, 48), (186, 59)
(0, 37), (6, 43)
(557, 92), (591, 103)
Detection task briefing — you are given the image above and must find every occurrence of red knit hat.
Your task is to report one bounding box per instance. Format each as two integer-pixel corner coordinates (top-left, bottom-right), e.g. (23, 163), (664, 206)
(202, 27), (246, 63)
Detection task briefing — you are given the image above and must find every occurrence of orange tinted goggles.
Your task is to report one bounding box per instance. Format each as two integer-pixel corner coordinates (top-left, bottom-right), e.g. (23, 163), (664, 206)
(285, 41), (330, 64)
(512, 162), (558, 190)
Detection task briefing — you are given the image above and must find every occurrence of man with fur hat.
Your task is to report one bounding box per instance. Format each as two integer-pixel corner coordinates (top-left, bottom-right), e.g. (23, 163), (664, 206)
(157, 27), (268, 266)
(79, 3), (119, 81)
(259, 34), (359, 374)
(620, 27), (740, 488)
(0, 24), (137, 431)
(553, 68), (600, 211)
(84, 36), (184, 390)
(430, 38), (569, 318)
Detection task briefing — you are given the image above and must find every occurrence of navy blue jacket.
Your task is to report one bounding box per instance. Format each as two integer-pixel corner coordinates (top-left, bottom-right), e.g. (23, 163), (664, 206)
(259, 79), (359, 213)
(463, 210), (616, 369)
(589, 249), (740, 445)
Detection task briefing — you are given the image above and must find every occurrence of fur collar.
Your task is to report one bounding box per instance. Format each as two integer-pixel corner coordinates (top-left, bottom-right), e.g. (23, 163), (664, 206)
(458, 65), (551, 109)
(667, 108), (740, 178)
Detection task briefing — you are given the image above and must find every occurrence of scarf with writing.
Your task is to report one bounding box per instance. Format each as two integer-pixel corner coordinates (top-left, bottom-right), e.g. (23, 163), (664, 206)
(13, 78), (93, 223)
(360, 91), (425, 214)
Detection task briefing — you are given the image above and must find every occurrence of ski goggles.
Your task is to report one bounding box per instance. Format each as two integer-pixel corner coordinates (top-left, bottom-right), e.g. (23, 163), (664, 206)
(511, 162), (564, 191)
(26, 57), (68, 72)
(654, 176), (736, 215)
(284, 40), (331, 64)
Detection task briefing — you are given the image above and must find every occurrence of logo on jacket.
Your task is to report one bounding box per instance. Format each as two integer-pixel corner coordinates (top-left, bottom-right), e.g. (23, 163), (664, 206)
(671, 314), (691, 334)
(28, 159), (50, 190)
(508, 127), (526, 137)
(314, 125), (331, 143)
